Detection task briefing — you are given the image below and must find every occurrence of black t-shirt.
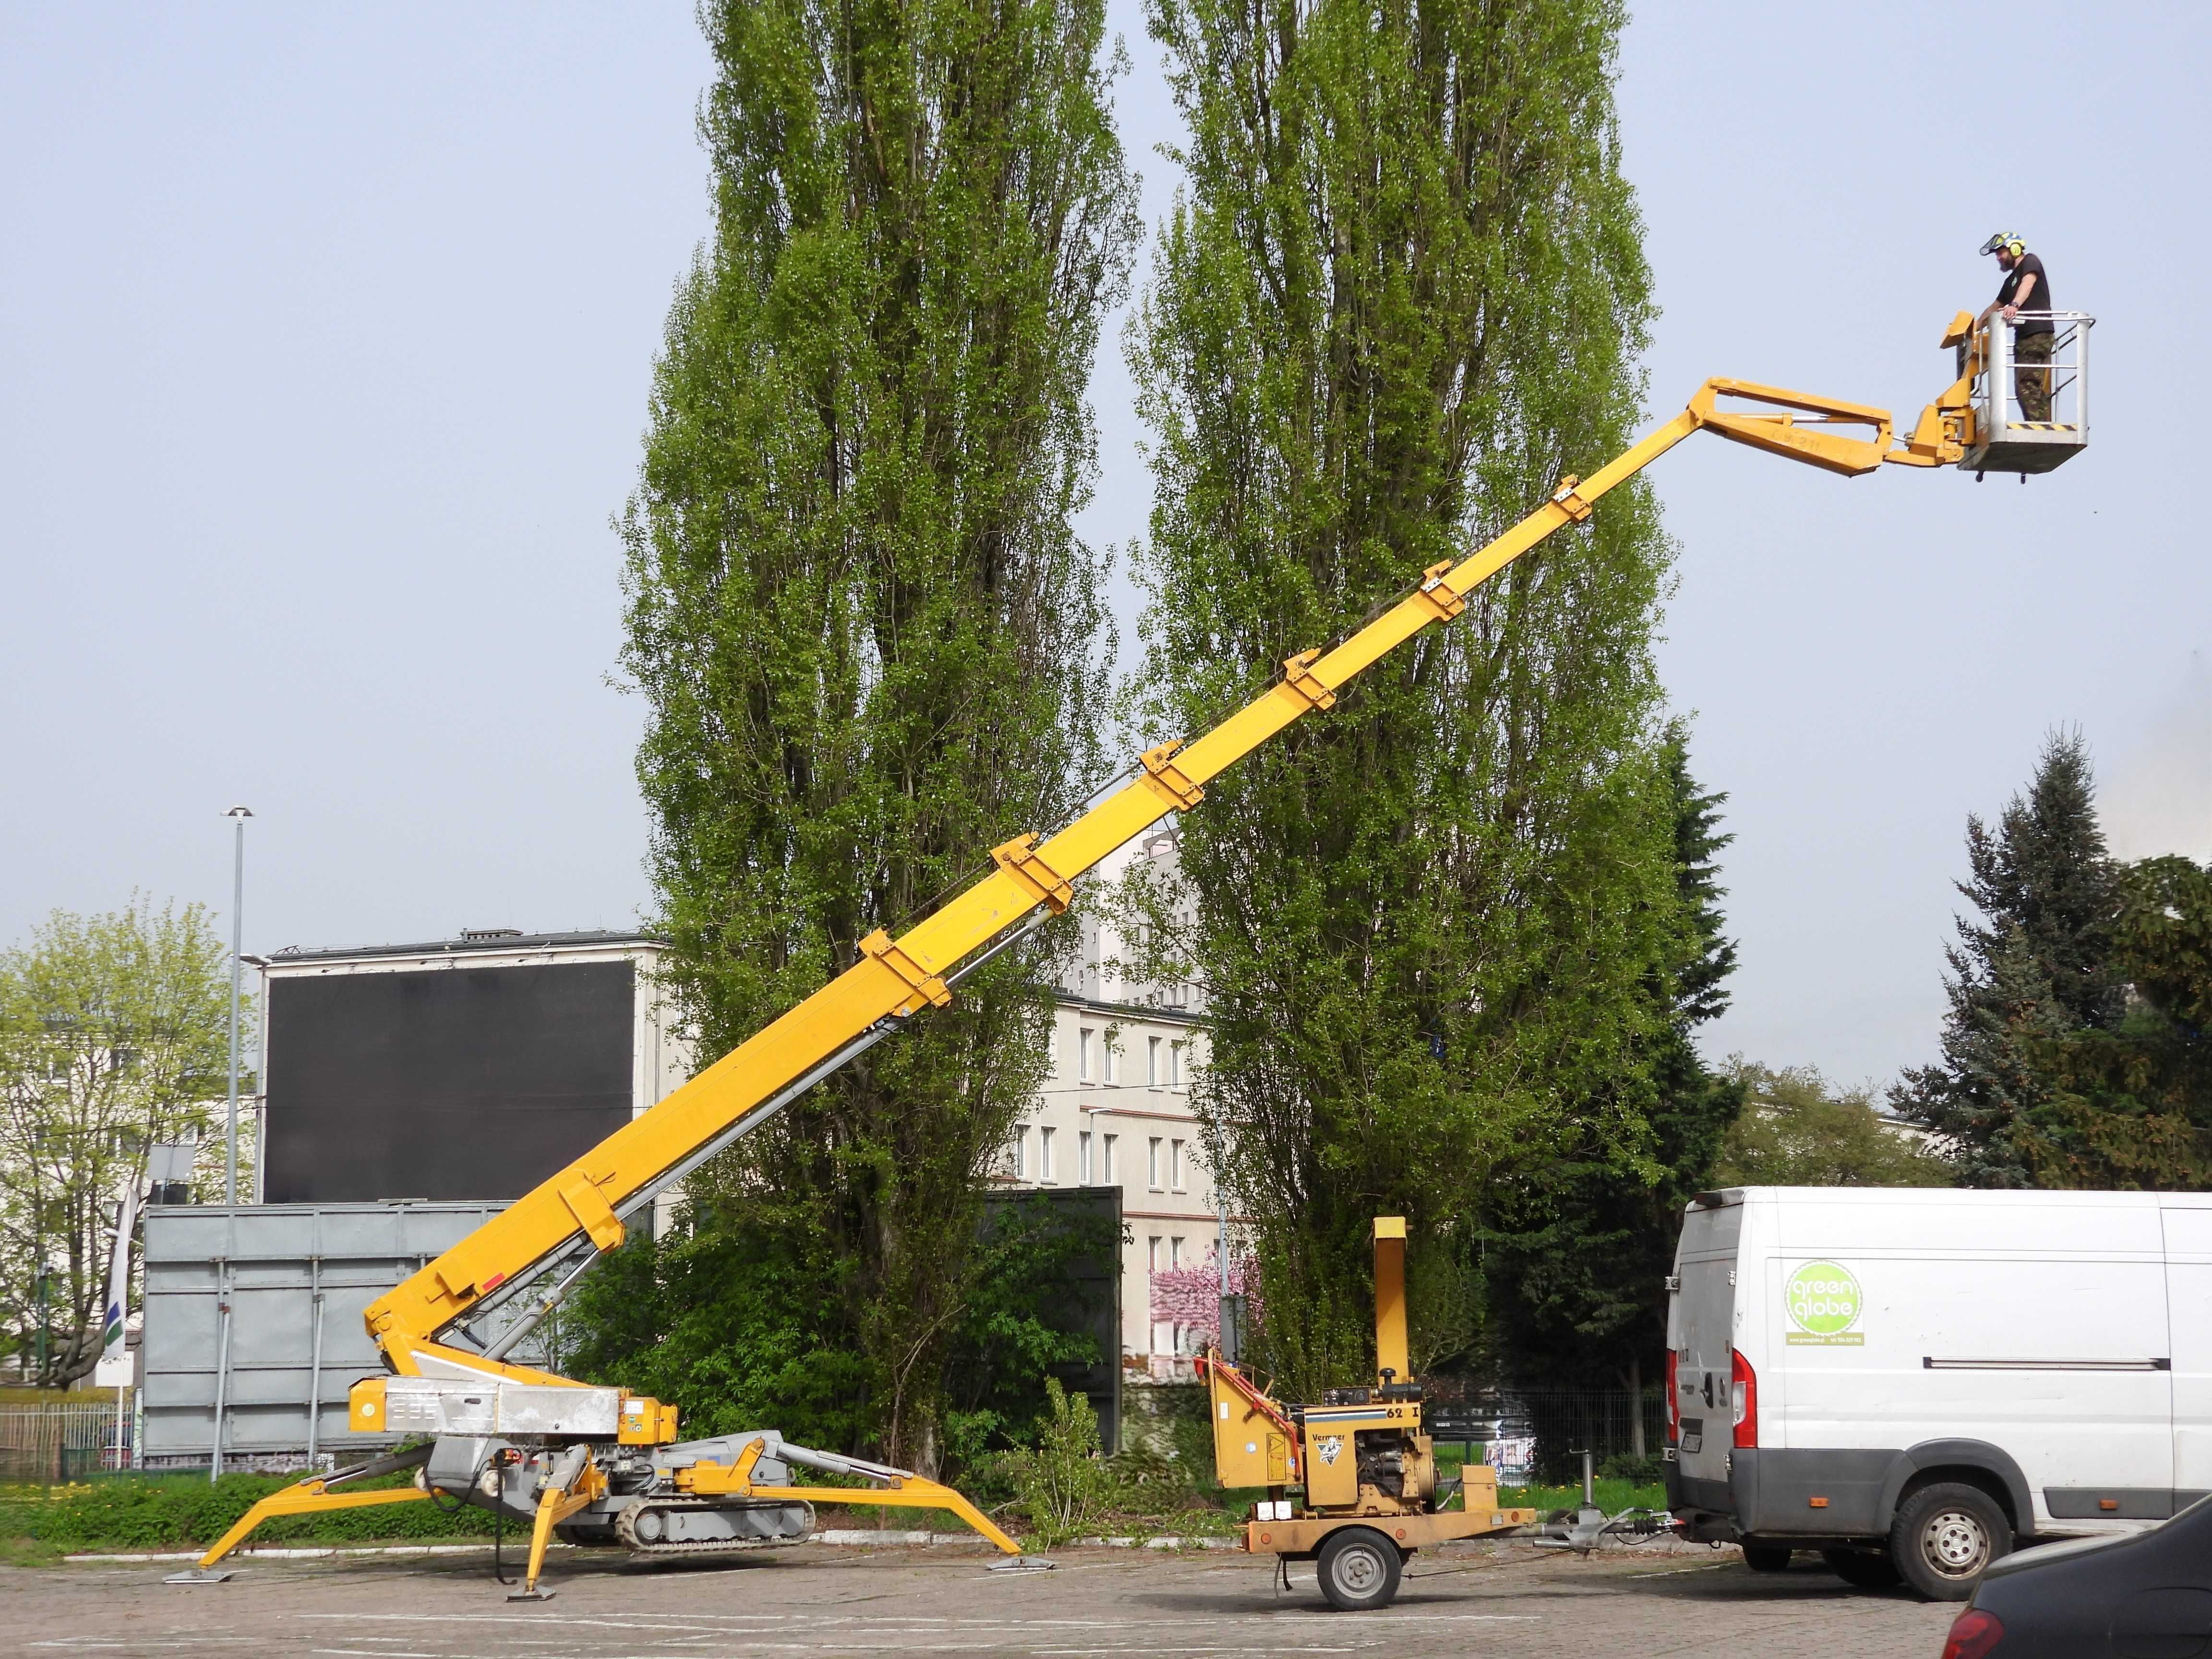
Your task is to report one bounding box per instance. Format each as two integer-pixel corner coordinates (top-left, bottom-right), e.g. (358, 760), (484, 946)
(1996, 253), (2055, 335)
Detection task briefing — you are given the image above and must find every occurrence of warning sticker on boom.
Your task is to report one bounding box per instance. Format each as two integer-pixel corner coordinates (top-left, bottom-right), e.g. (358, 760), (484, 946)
(1785, 1261), (1864, 1346)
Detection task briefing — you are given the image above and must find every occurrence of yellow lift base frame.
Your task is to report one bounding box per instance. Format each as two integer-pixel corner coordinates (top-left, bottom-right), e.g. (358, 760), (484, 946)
(194, 320), (2001, 1592)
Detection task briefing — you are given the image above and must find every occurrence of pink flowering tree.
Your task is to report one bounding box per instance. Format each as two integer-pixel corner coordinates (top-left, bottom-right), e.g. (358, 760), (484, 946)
(1148, 1248), (1262, 1348)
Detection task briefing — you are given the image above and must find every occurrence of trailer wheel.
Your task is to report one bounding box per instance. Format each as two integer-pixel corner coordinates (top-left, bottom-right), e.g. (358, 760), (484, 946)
(1315, 1527), (1402, 1611)
(1890, 1482), (2011, 1601)
(1741, 1543), (1791, 1572)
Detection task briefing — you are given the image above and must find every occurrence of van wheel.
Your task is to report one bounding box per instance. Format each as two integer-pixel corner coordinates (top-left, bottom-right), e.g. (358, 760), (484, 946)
(1890, 1483), (2012, 1601)
(1821, 1547), (1903, 1589)
(1741, 1543), (1792, 1572)
(1315, 1527), (1402, 1611)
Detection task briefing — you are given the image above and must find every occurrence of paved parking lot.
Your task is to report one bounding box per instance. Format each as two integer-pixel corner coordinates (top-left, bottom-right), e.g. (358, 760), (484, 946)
(9, 1539), (1958, 1658)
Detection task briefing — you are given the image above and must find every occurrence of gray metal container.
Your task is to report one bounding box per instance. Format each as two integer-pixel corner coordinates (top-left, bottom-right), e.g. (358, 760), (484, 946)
(142, 1202), (540, 1465)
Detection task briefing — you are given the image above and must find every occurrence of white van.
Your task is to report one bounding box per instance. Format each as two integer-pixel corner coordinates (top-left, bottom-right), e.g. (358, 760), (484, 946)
(1665, 1187), (2212, 1600)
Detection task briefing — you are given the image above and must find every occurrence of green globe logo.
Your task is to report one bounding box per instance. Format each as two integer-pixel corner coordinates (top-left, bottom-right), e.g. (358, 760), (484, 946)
(1786, 1261), (1862, 1336)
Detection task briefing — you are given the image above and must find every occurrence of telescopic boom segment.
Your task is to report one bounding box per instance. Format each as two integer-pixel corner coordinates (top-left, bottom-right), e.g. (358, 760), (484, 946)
(193, 321), (2016, 1589)
(362, 374), (1930, 1383)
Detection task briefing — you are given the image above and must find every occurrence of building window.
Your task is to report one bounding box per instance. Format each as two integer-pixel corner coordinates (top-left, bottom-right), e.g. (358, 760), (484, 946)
(1038, 1125), (1055, 1183)
(1170, 1039), (1185, 1088)
(1170, 1236), (1185, 1268)
(1148, 1136), (1163, 1191)
(1102, 1033), (1116, 1086)
(1147, 1035), (1161, 1087)
(1148, 1235), (1165, 1272)
(1103, 1133), (1118, 1184)
(1009, 1126), (1028, 1180)
(1078, 1130), (1093, 1183)
(1078, 1026), (1093, 1082)
(1171, 1138), (1186, 1191)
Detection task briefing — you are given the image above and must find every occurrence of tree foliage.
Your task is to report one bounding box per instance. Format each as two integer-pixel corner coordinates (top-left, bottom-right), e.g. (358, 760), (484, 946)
(609, 0), (1134, 1471)
(565, 1191), (1118, 1479)
(1132, 0), (1685, 1396)
(1474, 729), (1745, 1388)
(1714, 1060), (1949, 1189)
(2020, 855), (2212, 1187)
(1893, 732), (2125, 1186)
(0, 899), (240, 1384)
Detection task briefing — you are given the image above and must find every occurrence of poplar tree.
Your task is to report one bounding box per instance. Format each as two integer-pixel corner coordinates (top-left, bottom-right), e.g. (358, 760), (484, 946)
(1133, 0), (1683, 1395)
(614, 0), (1134, 1472)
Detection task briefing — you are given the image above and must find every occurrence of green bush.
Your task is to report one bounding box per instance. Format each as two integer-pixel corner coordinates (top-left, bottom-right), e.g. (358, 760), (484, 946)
(1598, 1452), (1667, 1486)
(996, 1381), (1115, 1549)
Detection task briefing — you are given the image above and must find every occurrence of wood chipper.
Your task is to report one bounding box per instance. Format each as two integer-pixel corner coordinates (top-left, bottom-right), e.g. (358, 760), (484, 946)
(1199, 1218), (1538, 1609)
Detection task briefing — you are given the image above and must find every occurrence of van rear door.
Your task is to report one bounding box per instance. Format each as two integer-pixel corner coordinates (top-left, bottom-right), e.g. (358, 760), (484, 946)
(1672, 1193), (1743, 1490)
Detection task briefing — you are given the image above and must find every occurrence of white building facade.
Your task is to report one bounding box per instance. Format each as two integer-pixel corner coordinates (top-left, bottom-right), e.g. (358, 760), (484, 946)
(995, 826), (1223, 1375)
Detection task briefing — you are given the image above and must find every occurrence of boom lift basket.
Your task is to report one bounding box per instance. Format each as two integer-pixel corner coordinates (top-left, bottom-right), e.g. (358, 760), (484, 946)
(1960, 311), (2094, 475)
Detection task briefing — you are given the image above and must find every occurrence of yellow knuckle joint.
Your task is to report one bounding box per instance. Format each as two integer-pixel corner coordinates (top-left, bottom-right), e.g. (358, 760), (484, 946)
(1550, 475), (1595, 522)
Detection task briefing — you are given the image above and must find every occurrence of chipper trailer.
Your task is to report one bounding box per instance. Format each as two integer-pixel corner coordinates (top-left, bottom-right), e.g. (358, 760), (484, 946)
(180, 304), (2087, 1600)
(1202, 1218), (1544, 1610)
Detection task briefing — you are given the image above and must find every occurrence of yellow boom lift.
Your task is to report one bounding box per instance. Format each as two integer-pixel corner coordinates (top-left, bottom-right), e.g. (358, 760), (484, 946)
(180, 308), (2083, 1599)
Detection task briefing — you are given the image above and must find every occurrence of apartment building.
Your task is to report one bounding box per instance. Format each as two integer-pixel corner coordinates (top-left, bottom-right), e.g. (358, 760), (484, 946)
(997, 825), (1220, 1369)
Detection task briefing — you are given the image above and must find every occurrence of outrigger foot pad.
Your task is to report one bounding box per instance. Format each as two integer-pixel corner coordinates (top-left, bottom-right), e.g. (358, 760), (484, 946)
(164, 1569), (235, 1584)
(505, 1587), (557, 1602)
(987, 1556), (1056, 1573)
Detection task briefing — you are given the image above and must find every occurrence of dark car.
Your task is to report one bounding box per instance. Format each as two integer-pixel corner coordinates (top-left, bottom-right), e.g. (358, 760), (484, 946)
(1938, 1494), (2212, 1657)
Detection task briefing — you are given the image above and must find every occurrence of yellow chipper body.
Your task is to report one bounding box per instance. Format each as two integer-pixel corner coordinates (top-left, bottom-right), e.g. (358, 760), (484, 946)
(1202, 1218), (1538, 1610)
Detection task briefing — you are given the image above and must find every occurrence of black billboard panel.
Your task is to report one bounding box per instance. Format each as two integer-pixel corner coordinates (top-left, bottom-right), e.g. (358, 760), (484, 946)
(264, 961), (634, 1203)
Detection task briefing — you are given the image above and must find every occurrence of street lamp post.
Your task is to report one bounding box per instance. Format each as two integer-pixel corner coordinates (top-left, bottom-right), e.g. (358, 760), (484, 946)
(223, 807), (252, 1206)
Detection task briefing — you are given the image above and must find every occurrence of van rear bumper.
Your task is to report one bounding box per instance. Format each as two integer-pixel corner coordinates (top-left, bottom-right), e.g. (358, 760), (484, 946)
(1668, 1449), (1899, 1541)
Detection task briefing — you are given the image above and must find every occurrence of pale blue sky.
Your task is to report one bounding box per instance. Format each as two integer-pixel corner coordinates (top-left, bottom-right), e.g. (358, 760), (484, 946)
(3, 2), (2205, 1087)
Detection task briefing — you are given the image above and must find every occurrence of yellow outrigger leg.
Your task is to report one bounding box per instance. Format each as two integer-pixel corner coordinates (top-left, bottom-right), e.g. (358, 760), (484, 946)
(167, 1445), (436, 1583)
(506, 1445), (606, 1601)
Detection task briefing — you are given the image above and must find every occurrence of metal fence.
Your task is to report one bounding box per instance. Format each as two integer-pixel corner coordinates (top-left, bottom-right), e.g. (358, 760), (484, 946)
(1427, 1388), (1669, 1485)
(0, 1402), (135, 1484)
(1515, 1388), (1669, 1480)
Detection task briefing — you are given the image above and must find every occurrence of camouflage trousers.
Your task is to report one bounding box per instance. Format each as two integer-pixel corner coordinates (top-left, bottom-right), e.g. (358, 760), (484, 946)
(2014, 329), (2056, 423)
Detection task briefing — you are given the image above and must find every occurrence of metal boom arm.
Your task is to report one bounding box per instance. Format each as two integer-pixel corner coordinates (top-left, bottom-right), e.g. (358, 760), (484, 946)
(363, 375), (1915, 1384)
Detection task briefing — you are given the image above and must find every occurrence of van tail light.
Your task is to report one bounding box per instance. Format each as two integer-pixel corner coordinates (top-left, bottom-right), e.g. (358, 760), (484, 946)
(1731, 1348), (1758, 1448)
(1665, 1349), (1680, 1442)
(1940, 1609), (2006, 1659)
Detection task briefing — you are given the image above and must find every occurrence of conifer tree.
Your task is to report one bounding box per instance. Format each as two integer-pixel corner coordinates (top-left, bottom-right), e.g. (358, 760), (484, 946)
(2023, 855), (2212, 1186)
(1134, 0), (1683, 1395)
(613, 0), (1134, 1471)
(1893, 731), (2122, 1186)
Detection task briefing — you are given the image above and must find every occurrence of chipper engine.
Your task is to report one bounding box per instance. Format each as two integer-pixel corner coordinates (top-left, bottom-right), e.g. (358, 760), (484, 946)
(1201, 1218), (1538, 1610)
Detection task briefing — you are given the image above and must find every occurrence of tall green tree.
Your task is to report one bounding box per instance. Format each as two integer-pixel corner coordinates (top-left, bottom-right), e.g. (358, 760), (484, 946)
(1474, 729), (1745, 1390)
(0, 899), (237, 1384)
(1133, 0), (1678, 1397)
(2021, 855), (2212, 1187)
(1893, 731), (2123, 1186)
(613, 0), (1135, 1472)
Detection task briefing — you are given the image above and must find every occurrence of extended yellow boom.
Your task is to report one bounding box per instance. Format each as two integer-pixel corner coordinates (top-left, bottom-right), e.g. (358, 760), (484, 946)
(189, 316), (2040, 1595)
